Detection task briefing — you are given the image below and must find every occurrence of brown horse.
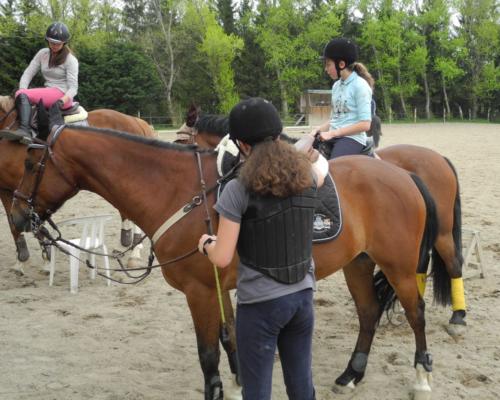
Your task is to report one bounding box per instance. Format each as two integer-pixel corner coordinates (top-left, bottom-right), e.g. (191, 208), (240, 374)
(184, 113), (467, 331)
(0, 95), (156, 263)
(11, 124), (445, 399)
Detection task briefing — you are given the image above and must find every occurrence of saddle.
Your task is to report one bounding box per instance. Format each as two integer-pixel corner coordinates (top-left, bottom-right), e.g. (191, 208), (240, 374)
(314, 136), (375, 159)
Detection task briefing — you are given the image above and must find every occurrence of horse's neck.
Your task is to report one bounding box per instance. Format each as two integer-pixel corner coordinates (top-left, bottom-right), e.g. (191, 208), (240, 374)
(61, 131), (215, 237)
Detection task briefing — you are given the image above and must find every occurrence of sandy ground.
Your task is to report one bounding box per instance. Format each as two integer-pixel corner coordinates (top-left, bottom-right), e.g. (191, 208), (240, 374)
(0, 123), (499, 400)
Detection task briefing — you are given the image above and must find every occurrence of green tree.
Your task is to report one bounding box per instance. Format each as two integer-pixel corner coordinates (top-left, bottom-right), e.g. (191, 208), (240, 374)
(457, 0), (499, 118)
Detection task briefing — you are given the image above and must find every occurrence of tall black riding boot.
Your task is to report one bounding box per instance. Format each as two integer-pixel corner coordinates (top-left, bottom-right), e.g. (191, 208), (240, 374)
(13, 93), (33, 138)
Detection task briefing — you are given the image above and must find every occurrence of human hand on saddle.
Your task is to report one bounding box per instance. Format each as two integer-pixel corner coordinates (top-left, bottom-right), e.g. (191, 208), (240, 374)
(295, 135), (320, 163)
(317, 128), (343, 141)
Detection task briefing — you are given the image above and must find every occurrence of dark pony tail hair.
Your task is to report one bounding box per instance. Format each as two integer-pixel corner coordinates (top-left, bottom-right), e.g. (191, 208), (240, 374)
(350, 62), (375, 90)
(49, 45), (72, 68)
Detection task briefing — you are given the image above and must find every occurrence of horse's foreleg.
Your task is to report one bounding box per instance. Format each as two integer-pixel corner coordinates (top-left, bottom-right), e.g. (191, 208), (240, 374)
(186, 287), (225, 400)
(120, 217), (133, 247)
(336, 255), (378, 389)
(219, 290), (242, 400)
(126, 224), (144, 268)
(1, 192), (30, 264)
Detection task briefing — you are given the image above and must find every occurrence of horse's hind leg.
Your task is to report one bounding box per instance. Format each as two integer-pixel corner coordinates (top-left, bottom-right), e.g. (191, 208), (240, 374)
(434, 234), (467, 330)
(336, 254), (379, 389)
(384, 270), (433, 400)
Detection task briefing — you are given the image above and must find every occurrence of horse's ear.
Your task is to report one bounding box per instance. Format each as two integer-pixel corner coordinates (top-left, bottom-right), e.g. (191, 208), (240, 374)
(37, 100), (50, 141)
(186, 102), (200, 127)
(48, 102), (64, 131)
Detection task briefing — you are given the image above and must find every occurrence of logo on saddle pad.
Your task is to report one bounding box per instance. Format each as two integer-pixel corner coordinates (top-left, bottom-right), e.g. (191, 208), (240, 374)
(313, 214), (333, 233)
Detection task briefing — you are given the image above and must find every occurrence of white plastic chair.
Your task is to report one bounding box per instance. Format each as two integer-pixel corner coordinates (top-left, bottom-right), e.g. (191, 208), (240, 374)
(48, 214), (113, 293)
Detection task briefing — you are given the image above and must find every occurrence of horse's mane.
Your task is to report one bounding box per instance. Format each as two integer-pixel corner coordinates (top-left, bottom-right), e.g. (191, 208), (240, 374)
(0, 96), (14, 113)
(194, 114), (229, 138)
(280, 132), (298, 144)
(60, 124), (214, 153)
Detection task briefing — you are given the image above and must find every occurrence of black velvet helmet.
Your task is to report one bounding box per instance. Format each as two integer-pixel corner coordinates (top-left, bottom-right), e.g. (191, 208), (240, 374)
(323, 37), (358, 65)
(229, 97), (282, 146)
(45, 22), (70, 44)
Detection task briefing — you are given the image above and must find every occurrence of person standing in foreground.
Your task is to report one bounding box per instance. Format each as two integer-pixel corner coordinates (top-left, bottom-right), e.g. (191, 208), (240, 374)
(13, 21), (78, 138)
(311, 37), (375, 158)
(198, 97), (324, 400)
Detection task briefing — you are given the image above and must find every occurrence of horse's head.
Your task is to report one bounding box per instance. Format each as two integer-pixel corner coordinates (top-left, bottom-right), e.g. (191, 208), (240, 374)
(11, 130), (78, 232)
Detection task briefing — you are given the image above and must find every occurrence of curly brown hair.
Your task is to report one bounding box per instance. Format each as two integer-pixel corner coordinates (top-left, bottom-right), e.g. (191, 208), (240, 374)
(239, 138), (313, 197)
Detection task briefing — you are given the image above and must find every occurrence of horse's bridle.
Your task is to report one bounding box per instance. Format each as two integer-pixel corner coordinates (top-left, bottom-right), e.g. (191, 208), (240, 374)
(13, 125), (79, 232)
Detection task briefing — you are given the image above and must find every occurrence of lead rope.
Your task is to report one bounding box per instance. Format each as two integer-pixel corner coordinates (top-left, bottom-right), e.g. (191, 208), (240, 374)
(195, 151), (226, 327)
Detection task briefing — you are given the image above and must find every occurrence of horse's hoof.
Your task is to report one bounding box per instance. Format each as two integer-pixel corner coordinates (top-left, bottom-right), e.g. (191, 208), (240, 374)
(15, 237), (30, 262)
(121, 229), (133, 247)
(11, 262), (25, 276)
(331, 381), (356, 394)
(413, 388), (432, 400)
(126, 257), (142, 269)
(445, 323), (466, 339)
(224, 376), (242, 400)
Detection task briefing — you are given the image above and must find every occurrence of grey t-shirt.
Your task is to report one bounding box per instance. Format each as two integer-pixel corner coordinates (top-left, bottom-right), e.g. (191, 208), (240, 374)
(215, 179), (316, 304)
(19, 48), (79, 99)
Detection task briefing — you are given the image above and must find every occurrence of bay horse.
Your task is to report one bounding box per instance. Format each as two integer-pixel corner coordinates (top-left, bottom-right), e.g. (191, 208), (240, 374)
(186, 113), (466, 331)
(11, 123), (445, 400)
(0, 95), (156, 264)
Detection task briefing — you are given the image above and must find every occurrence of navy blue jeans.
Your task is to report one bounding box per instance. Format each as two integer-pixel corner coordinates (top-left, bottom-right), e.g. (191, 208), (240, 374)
(329, 137), (364, 159)
(236, 289), (315, 400)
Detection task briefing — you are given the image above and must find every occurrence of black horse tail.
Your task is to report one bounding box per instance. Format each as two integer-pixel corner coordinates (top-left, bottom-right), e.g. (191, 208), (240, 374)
(373, 173), (439, 323)
(428, 158), (463, 306)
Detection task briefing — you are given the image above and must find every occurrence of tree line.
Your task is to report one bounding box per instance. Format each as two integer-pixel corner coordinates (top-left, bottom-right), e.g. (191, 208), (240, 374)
(1, 0), (498, 125)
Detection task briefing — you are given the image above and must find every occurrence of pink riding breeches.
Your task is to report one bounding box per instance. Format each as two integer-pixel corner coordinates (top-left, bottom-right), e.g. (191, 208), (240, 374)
(16, 88), (72, 109)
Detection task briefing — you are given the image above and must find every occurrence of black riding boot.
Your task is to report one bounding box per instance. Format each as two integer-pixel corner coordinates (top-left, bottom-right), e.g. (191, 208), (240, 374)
(13, 93), (33, 138)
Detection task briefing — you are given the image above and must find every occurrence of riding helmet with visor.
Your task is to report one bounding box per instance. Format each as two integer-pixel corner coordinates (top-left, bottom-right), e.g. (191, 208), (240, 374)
(229, 97), (282, 146)
(45, 22), (70, 44)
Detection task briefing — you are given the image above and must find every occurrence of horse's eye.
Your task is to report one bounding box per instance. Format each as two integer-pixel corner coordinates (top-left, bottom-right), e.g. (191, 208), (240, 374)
(24, 159), (34, 171)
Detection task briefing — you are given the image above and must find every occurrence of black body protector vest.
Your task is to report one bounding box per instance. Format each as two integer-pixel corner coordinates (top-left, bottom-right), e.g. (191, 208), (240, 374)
(237, 185), (317, 284)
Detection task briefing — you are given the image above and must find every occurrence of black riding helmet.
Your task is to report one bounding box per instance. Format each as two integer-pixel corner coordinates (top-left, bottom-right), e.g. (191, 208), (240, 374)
(45, 22), (70, 44)
(323, 37), (358, 78)
(229, 97), (282, 146)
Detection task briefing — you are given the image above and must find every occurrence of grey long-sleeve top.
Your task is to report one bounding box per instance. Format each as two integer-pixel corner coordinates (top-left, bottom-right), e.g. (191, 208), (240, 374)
(19, 48), (79, 99)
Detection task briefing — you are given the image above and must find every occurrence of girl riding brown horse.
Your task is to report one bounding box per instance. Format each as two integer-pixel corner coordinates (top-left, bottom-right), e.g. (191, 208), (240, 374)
(0, 95), (156, 263)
